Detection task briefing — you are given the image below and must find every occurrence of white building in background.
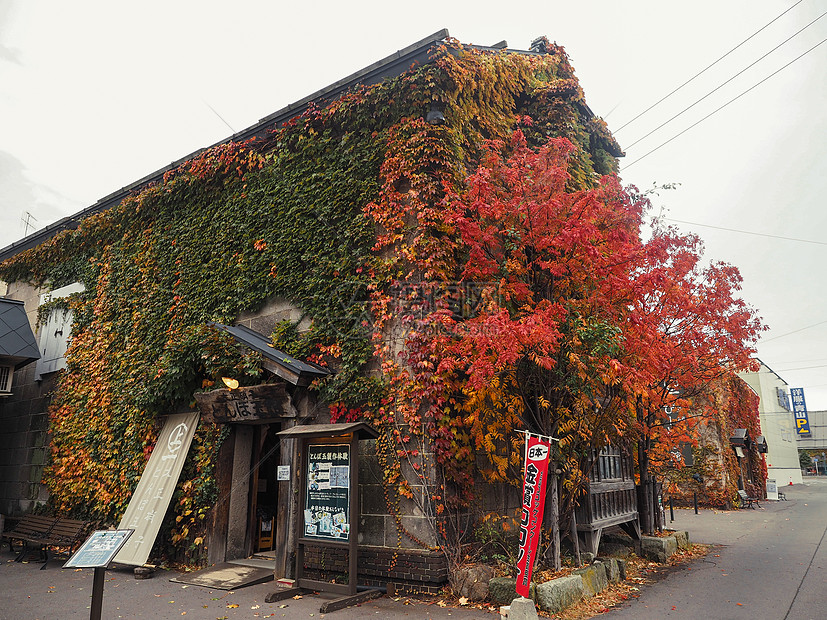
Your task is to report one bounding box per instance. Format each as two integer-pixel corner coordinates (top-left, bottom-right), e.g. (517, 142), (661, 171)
(796, 410), (827, 465)
(740, 359), (803, 486)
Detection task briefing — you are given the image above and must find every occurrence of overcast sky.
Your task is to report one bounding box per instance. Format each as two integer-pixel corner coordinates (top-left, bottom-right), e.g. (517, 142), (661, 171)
(1, 1), (825, 409)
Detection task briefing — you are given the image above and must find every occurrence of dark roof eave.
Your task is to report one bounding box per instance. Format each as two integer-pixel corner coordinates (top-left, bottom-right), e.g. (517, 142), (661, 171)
(276, 421), (379, 440)
(210, 322), (331, 386)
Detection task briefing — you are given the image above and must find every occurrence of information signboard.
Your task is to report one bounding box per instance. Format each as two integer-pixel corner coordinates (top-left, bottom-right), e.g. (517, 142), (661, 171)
(303, 443), (350, 540)
(64, 530), (133, 569)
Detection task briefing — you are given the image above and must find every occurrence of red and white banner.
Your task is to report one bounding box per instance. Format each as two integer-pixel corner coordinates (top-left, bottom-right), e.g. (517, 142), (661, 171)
(515, 433), (551, 598)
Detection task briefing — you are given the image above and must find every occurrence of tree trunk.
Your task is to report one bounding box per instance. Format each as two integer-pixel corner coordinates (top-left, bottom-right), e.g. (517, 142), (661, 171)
(542, 468), (561, 570)
(570, 505), (581, 567)
(638, 440), (654, 535)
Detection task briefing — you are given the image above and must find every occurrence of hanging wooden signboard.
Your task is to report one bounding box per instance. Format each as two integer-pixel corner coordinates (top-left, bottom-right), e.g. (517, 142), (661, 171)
(194, 383), (296, 423)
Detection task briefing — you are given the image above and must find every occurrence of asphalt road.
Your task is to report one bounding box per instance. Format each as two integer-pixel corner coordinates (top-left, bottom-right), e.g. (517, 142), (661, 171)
(0, 550), (496, 620)
(609, 478), (827, 620)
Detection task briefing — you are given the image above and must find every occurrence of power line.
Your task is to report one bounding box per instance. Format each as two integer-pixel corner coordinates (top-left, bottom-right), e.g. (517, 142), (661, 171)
(615, 0), (806, 132)
(624, 9), (827, 150)
(762, 319), (827, 343)
(202, 99), (236, 133)
(665, 218), (827, 247)
(775, 364), (827, 372)
(621, 36), (827, 170)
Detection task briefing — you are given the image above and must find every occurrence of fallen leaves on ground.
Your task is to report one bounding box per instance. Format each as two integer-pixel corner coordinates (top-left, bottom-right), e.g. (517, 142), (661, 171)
(545, 545), (712, 620)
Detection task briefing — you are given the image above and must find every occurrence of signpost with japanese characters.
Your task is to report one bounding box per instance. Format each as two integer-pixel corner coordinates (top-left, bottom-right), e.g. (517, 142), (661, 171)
(65, 529), (134, 569)
(516, 433), (552, 599)
(64, 529), (134, 620)
(791, 387), (811, 435)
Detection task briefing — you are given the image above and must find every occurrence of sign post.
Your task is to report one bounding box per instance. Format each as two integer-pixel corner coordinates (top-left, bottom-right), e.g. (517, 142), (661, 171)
(515, 433), (553, 599)
(63, 529), (133, 620)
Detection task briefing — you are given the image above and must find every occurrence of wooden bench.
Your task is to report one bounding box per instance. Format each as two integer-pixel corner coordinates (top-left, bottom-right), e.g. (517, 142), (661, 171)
(3, 515), (91, 568)
(738, 489), (761, 509)
(2, 515), (58, 557)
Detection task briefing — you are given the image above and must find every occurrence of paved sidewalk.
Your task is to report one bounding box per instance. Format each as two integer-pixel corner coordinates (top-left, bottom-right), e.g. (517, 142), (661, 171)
(0, 548), (496, 620)
(609, 480), (827, 619)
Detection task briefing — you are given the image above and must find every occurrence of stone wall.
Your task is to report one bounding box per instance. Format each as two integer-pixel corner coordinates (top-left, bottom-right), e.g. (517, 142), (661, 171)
(357, 438), (441, 550)
(0, 281), (51, 517)
(235, 297), (311, 336)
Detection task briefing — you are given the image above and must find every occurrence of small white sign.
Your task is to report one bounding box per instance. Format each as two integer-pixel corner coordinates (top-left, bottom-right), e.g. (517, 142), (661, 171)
(277, 465), (290, 481)
(766, 478), (778, 501)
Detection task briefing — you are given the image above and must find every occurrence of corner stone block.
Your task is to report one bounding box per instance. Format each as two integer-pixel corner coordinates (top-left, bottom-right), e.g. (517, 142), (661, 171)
(640, 535), (678, 563)
(535, 575), (585, 613)
(508, 596), (539, 620)
(673, 530), (690, 551)
(573, 562), (608, 596)
(616, 558), (627, 581)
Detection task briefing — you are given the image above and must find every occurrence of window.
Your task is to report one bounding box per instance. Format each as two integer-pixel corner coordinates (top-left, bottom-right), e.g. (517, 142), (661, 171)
(597, 446), (623, 481)
(35, 282), (85, 379)
(0, 364), (12, 393)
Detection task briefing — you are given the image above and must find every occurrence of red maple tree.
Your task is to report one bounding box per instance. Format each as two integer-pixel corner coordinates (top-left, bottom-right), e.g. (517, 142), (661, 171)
(620, 227), (764, 531)
(396, 129), (764, 564)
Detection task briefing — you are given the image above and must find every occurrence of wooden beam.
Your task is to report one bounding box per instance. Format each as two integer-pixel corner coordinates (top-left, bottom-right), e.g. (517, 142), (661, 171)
(319, 588), (383, 613)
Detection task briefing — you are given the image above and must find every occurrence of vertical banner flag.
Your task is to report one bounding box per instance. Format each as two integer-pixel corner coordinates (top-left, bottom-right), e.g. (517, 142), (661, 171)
(516, 433), (551, 598)
(791, 387), (810, 435)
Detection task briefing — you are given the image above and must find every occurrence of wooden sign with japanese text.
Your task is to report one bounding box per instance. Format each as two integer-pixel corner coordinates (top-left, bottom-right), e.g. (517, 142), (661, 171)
(114, 412), (199, 566)
(64, 530), (133, 569)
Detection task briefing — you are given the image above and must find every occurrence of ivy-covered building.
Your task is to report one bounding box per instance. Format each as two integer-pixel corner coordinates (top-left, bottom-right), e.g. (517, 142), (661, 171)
(0, 30), (623, 590)
(656, 374), (767, 509)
